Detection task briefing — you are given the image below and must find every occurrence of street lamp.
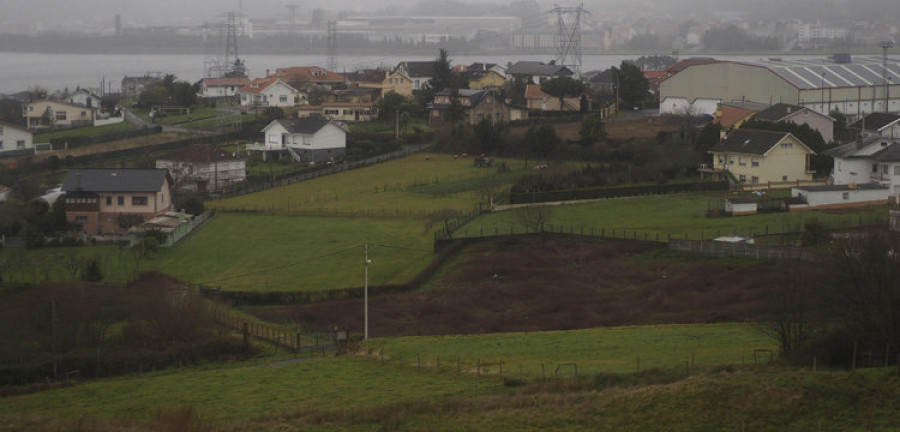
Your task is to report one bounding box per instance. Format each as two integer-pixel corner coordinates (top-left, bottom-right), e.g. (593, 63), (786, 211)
(821, 72), (827, 113)
(879, 40), (894, 113)
(364, 243), (371, 340)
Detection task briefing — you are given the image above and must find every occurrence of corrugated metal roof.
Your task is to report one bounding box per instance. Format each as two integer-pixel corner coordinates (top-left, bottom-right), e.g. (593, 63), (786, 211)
(735, 55), (900, 90)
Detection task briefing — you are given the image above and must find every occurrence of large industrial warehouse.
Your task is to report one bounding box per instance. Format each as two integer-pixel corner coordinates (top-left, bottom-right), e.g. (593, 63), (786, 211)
(660, 54), (900, 120)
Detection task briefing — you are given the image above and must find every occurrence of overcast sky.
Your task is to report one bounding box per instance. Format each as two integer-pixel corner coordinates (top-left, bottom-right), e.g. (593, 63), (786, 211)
(2, 0), (897, 29)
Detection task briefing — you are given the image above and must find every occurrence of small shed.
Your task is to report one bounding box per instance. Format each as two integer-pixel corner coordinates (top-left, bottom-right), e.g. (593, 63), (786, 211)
(792, 183), (889, 209)
(725, 198), (758, 216)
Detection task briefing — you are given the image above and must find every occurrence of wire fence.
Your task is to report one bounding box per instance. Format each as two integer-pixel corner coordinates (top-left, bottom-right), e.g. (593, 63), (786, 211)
(434, 209), (891, 250)
(358, 347), (779, 384)
(209, 307), (334, 355)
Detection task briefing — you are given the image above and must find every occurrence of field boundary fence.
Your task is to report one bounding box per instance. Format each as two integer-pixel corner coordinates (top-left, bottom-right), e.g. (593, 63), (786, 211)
(360, 347), (779, 384)
(435, 206), (890, 253)
(215, 143), (431, 200)
(508, 181), (730, 205)
(209, 307), (334, 355)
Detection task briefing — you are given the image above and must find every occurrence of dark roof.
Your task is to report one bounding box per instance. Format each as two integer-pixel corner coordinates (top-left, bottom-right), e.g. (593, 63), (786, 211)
(468, 63), (500, 72)
(584, 69), (616, 85)
(507, 61), (574, 77)
(849, 112), (900, 132)
(396, 61), (435, 78)
(432, 89), (496, 108)
(0, 119), (28, 132)
(274, 118), (332, 134)
(158, 144), (243, 163)
(709, 129), (792, 155)
(358, 70), (388, 84)
(665, 58), (719, 75)
(752, 103), (806, 122)
(62, 169), (169, 193)
(870, 140), (900, 162)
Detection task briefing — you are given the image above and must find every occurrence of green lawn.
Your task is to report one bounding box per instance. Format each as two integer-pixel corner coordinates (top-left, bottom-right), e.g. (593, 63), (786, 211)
(0, 356), (502, 425)
(370, 323), (774, 377)
(462, 193), (889, 240)
(144, 213), (435, 292)
(210, 153), (527, 216)
(32, 121), (137, 143)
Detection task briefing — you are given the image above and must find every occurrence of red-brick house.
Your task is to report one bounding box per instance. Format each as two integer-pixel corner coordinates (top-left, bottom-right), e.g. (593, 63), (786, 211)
(61, 169), (174, 235)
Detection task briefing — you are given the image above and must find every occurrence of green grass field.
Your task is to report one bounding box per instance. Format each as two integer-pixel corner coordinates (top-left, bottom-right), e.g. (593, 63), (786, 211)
(461, 193), (889, 240)
(210, 153), (527, 216)
(0, 213), (435, 292)
(145, 213), (435, 291)
(32, 121), (137, 143)
(370, 323), (774, 376)
(0, 356), (503, 425)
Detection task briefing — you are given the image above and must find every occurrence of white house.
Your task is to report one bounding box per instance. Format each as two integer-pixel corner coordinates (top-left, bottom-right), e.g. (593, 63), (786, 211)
(828, 137), (900, 196)
(68, 89), (102, 109)
(0, 120), (34, 154)
(849, 113), (900, 139)
(199, 77), (250, 99)
(239, 78), (302, 110)
(156, 144), (246, 194)
(260, 118), (347, 162)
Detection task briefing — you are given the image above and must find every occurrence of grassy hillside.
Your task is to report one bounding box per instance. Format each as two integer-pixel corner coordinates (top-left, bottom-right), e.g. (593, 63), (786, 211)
(462, 194), (888, 240)
(209, 153), (526, 216)
(146, 213), (435, 291)
(370, 323), (774, 376)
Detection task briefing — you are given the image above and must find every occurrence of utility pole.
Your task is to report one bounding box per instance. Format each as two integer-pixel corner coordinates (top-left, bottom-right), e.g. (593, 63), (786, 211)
(364, 244), (370, 340)
(878, 40), (893, 113)
(327, 21), (338, 72)
(51, 298), (58, 380)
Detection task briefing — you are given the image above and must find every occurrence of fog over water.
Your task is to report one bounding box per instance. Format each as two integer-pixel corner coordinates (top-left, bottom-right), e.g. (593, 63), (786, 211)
(0, 52), (828, 95)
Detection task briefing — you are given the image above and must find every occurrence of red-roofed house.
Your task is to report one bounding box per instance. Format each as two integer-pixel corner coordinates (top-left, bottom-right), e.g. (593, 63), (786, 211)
(199, 77), (251, 99)
(273, 66), (348, 90)
(525, 84), (580, 111)
(239, 78), (303, 110)
(155, 144), (246, 194)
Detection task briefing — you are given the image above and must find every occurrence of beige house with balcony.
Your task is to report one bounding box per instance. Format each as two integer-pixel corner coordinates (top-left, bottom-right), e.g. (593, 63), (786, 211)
(709, 129), (816, 187)
(61, 169), (174, 235)
(23, 100), (96, 129)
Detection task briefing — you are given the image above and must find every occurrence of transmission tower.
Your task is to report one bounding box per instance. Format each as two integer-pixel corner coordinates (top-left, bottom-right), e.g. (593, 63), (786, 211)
(327, 21), (338, 71)
(549, 4), (588, 77)
(285, 5), (299, 33)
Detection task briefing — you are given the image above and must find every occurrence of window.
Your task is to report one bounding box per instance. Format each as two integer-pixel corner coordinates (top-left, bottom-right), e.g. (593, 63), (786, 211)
(56, 111), (67, 121)
(279, 95), (288, 103)
(739, 157), (746, 166)
(132, 196), (148, 206)
(0, 126), (4, 135)
(106, 196), (112, 205)
(16, 140), (24, 149)
(751, 159), (759, 167)
(751, 176), (759, 185)
(842, 192), (850, 200)
(882, 164), (889, 174)
(117, 196), (124, 205)
(739, 174), (746, 182)
(0, 141), (3, 149)
(895, 165), (900, 176)
(782, 175), (788, 182)
(781, 142), (793, 149)
(74, 216), (88, 223)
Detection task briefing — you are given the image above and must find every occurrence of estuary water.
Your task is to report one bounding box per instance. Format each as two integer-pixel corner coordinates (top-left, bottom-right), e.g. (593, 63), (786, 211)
(0, 51), (816, 95)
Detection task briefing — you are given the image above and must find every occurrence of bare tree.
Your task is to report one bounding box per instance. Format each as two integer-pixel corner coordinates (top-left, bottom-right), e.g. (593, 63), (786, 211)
(515, 205), (552, 233)
(760, 264), (817, 358)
